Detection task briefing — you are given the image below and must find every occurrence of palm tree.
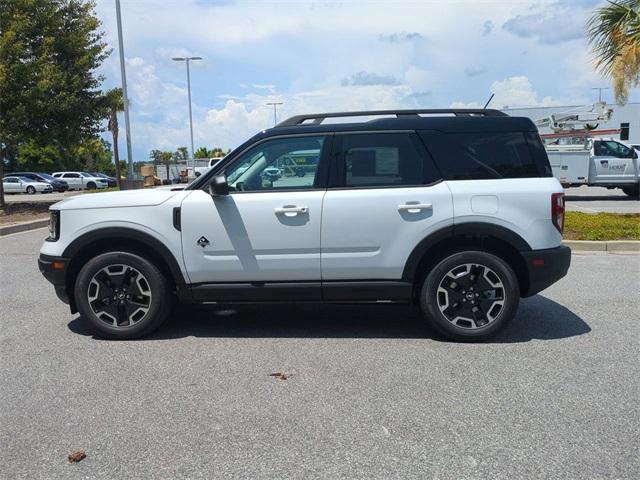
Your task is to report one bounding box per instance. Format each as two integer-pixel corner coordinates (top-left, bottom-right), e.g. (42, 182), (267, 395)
(587, 0), (640, 105)
(103, 88), (125, 186)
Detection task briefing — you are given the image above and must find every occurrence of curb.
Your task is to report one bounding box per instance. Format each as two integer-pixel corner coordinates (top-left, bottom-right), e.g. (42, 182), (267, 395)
(0, 218), (48, 237)
(563, 240), (640, 252)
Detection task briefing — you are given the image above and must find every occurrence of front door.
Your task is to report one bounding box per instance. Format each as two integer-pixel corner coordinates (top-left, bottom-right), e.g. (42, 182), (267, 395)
(593, 140), (638, 182)
(180, 134), (331, 290)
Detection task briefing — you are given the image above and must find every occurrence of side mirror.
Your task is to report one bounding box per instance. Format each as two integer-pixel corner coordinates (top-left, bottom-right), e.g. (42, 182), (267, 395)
(208, 174), (229, 196)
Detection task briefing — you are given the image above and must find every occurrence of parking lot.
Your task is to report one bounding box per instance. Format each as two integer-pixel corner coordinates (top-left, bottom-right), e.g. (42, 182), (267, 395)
(1, 228), (638, 479)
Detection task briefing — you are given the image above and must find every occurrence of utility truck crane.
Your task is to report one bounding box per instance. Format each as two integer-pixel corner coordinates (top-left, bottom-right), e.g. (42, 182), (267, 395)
(534, 103), (639, 197)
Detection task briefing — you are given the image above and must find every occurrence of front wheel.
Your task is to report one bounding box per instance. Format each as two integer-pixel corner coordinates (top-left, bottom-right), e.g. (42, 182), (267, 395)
(74, 251), (172, 339)
(420, 251), (519, 341)
(26, 186), (36, 194)
(86, 182), (96, 190)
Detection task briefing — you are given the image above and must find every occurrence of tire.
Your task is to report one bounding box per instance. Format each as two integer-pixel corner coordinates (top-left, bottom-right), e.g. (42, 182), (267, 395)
(621, 185), (639, 199)
(74, 251), (172, 339)
(419, 251), (519, 342)
(26, 186), (36, 194)
(86, 182), (96, 190)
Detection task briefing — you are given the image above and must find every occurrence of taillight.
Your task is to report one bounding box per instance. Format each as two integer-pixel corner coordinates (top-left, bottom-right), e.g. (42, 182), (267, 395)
(551, 192), (565, 234)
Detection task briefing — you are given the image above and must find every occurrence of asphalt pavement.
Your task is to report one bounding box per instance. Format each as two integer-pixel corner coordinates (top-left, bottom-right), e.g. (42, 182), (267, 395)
(1, 229), (639, 479)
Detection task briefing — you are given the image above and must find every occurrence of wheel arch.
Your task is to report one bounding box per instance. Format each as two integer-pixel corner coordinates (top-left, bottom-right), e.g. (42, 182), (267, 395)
(62, 227), (188, 313)
(403, 223), (532, 298)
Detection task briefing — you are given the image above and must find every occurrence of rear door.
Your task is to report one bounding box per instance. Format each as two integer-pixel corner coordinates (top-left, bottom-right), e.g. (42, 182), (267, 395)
(62, 173), (82, 189)
(321, 131), (453, 288)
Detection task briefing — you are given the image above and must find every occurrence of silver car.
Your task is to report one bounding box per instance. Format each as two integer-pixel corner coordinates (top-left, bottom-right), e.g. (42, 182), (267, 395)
(3, 176), (54, 194)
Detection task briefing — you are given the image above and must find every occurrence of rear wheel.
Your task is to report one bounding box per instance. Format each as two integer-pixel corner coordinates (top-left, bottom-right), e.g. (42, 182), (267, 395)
(26, 186), (36, 194)
(420, 251), (519, 341)
(74, 251), (172, 339)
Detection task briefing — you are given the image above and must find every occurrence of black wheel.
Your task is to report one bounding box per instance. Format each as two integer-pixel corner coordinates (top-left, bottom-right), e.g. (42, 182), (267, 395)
(621, 185), (639, 198)
(420, 251), (519, 341)
(86, 182), (96, 190)
(26, 186), (36, 194)
(74, 251), (172, 339)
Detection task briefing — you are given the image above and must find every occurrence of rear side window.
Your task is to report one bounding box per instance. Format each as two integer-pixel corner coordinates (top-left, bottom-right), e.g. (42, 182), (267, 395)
(339, 133), (437, 187)
(419, 131), (552, 180)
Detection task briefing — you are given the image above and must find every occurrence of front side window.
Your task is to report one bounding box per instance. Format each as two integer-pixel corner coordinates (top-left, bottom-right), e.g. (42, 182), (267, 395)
(225, 136), (325, 192)
(595, 140), (633, 159)
(340, 133), (428, 187)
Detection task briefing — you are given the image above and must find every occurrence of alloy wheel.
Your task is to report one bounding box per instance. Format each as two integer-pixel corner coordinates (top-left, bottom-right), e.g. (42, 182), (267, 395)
(87, 264), (152, 328)
(436, 263), (505, 329)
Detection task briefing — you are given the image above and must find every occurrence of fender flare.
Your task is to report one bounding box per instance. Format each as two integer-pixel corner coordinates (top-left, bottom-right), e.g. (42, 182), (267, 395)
(402, 222), (531, 281)
(62, 227), (186, 285)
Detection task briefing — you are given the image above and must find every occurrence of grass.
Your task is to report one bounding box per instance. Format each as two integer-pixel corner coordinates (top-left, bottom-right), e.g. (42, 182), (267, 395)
(564, 212), (640, 241)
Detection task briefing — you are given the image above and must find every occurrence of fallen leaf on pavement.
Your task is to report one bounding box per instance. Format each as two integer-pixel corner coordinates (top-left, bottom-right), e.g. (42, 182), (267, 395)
(269, 372), (289, 380)
(68, 450), (86, 463)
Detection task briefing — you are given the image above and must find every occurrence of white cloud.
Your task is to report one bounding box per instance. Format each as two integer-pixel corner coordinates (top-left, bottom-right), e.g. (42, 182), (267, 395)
(92, 0), (639, 159)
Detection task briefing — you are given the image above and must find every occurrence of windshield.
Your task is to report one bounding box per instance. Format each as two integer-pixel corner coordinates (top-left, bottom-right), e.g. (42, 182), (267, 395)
(37, 173), (56, 181)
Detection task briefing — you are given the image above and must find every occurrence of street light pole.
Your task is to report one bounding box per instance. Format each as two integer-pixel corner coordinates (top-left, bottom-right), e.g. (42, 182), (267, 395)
(592, 87), (609, 103)
(115, 0), (134, 180)
(266, 102), (283, 126)
(172, 56), (202, 171)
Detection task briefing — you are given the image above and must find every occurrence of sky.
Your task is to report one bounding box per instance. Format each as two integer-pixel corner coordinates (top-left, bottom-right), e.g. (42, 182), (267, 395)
(93, 0), (640, 160)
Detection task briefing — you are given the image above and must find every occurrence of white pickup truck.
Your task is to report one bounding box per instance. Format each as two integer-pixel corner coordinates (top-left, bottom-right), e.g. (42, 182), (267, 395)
(547, 138), (640, 197)
(193, 157), (224, 178)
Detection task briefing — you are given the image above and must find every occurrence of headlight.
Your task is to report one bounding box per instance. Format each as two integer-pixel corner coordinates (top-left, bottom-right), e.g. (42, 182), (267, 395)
(47, 210), (60, 241)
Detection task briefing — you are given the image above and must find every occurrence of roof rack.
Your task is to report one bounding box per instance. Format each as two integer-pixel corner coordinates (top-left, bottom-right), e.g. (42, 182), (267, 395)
(276, 108), (508, 127)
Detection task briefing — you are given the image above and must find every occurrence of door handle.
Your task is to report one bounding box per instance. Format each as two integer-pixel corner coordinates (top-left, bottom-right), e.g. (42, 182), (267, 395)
(275, 205), (308, 216)
(398, 203), (432, 213)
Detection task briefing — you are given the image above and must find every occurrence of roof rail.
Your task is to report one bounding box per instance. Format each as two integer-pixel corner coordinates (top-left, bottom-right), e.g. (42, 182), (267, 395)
(276, 108), (508, 127)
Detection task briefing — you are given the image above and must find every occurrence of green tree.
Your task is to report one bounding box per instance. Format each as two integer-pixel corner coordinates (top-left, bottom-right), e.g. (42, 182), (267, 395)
(101, 88), (124, 184)
(588, 0), (640, 104)
(16, 140), (64, 172)
(194, 146), (227, 158)
(73, 136), (113, 175)
(0, 0), (109, 207)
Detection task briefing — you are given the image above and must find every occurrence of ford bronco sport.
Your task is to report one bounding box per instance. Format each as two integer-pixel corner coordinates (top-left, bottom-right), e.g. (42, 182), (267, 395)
(39, 109), (571, 341)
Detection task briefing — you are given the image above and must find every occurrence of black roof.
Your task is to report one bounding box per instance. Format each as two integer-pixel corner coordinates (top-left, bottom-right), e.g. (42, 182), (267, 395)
(255, 109), (538, 140)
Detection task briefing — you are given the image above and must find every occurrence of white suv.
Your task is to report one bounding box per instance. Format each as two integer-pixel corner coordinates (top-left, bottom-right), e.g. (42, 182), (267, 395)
(39, 109), (571, 341)
(52, 171), (109, 190)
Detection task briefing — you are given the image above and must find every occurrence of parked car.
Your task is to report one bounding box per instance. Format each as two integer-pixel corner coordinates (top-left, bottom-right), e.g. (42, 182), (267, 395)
(194, 158), (224, 178)
(261, 166), (283, 182)
(6, 172), (68, 192)
(51, 171), (108, 190)
(3, 176), (53, 194)
(39, 108), (570, 341)
(547, 138), (640, 197)
(89, 172), (118, 188)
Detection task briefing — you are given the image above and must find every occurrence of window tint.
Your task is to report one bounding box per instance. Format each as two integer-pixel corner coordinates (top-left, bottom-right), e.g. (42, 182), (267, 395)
(419, 131), (551, 180)
(64, 173), (80, 178)
(225, 136), (324, 192)
(341, 133), (427, 187)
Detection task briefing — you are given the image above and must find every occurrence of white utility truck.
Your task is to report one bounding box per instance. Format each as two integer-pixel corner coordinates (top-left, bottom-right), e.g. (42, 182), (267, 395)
(536, 103), (640, 197)
(194, 157), (224, 178)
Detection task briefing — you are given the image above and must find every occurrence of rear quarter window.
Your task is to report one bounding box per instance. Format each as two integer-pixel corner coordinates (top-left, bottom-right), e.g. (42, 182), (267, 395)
(419, 131), (552, 180)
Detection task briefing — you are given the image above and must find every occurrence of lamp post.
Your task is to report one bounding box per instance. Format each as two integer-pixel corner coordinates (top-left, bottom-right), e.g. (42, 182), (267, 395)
(266, 102), (283, 126)
(172, 56), (202, 171)
(115, 0), (134, 180)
